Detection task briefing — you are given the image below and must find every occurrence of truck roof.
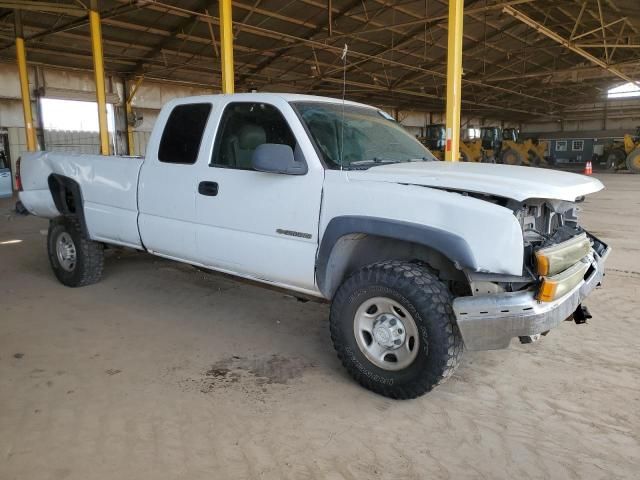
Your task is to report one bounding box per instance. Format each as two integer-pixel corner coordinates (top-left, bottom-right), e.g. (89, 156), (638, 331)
(171, 92), (376, 109)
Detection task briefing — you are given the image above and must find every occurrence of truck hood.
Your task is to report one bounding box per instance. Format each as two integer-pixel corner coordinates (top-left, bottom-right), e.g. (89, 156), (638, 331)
(346, 161), (603, 201)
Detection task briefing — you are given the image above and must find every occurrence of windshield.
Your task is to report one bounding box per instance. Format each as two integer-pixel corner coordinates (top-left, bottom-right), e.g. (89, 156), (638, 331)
(292, 101), (436, 169)
(426, 125), (444, 139)
(481, 128), (494, 141)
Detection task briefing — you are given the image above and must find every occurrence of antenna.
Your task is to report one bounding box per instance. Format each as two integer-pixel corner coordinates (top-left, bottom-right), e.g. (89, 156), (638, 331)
(339, 43), (348, 171)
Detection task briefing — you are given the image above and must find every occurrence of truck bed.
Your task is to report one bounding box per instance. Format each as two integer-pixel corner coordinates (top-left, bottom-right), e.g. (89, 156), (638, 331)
(19, 151), (145, 249)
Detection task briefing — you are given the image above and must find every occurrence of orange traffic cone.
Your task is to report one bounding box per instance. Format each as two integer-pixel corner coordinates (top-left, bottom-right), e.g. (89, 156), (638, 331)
(584, 160), (593, 175)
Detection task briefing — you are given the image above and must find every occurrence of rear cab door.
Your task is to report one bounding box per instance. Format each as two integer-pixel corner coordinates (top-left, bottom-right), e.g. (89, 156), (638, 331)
(138, 98), (217, 262)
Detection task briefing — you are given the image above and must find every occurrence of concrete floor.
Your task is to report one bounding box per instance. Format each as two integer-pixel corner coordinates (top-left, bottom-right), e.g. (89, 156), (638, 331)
(1, 173), (639, 480)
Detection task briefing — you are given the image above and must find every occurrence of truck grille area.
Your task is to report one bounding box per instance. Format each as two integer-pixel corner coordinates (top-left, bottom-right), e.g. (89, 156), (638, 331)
(539, 224), (585, 249)
(516, 201), (583, 276)
(519, 203), (570, 240)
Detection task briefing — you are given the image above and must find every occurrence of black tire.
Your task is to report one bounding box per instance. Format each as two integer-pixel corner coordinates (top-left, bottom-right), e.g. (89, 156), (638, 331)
(626, 149), (640, 173)
(14, 200), (29, 216)
(529, 152), (543, 167)
(47, 216), (104, 287)
(501, 148), (524, 165)
(606, 149), (626, 170)
(330, 260), (463, 399)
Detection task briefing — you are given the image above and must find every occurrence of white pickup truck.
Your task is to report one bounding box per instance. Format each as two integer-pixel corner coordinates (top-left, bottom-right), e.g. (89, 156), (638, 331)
(17, 93), (610, 399)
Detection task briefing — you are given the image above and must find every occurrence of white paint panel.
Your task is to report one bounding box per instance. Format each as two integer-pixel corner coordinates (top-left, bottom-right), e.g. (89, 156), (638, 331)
(137, 163), (199, 260)
(321, 170), (525, 276)
(195, 170), (322, 290)
(17, 151), (143, 246)
(18, 189), (59, 217)
(347, 161), (603, 202)
(84, 202), (142, 248)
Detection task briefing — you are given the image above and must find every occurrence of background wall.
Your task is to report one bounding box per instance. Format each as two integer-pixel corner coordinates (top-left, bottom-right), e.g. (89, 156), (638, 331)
(2, 61), (640, 191)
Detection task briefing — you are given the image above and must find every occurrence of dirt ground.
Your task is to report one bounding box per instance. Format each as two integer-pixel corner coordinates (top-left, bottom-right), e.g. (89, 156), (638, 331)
(1, 173), (638, 480)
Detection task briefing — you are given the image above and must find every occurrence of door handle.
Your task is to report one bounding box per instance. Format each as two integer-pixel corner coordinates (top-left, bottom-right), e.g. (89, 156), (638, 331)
(198, 181), (219, 196)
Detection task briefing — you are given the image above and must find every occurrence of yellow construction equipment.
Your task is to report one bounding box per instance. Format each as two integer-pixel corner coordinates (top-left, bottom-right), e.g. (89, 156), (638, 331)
(501, 128), (548, 166)
(482, 127), (548, 166)
(460, 137), (483, 162)
(421, 125), (549, 166)
(421, 124), (446, 160)
(420, 124), (483, 162)
(603, 127), (640, 173)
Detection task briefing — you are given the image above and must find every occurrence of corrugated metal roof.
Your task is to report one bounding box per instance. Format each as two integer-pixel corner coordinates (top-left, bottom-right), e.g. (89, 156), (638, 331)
(0, 0), (638, 121)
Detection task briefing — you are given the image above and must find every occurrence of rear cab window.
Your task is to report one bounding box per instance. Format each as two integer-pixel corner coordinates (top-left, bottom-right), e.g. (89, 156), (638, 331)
(158, 103), (212, 164)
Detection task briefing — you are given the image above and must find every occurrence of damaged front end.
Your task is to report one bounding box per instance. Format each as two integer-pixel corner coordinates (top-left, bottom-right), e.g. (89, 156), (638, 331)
(452, 196), (611, 351)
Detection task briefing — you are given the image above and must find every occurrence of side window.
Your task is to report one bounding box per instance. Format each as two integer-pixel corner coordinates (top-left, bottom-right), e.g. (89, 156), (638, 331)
(572, 140), (584, 151)
(158, 103), (212, 164)
(212, 102), (296, 170)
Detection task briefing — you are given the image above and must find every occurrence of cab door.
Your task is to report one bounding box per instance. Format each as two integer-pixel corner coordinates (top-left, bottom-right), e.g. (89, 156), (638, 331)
(194, 99), (324, 292)
(138, 100), (215, 262)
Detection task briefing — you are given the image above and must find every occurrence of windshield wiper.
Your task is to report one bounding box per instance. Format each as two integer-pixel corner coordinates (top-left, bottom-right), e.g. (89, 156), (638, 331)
(342, 158), (399, 170)
(350, 157), (398, 165)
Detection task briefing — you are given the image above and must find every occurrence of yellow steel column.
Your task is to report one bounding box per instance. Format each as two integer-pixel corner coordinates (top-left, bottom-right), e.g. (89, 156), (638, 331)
(14, 10), (36, 152)
(444, 0), (464, 162)
(218, 0), (234, 93)
(126, 77), (144, 156)
(89, 0), (109, 155)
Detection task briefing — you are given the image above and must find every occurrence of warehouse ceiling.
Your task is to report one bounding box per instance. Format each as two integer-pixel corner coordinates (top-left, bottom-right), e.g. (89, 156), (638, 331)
(0, 0), (639, 120)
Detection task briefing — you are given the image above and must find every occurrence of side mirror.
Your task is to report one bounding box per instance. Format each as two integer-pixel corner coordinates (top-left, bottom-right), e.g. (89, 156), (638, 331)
(251, 143), (307, 175)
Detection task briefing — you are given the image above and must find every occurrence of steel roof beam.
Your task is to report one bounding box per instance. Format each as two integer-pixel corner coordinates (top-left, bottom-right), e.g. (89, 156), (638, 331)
(503, 5), (639, 86)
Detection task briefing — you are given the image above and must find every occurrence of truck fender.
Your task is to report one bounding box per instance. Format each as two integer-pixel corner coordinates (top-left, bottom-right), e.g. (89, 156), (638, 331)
(315, 216), (477, 298)
(47, 174), (90, 238)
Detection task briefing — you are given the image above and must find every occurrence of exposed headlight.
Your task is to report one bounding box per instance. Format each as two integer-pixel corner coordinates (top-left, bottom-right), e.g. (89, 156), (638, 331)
(537, 261), (589, 302)
(534, 233), (591, 276)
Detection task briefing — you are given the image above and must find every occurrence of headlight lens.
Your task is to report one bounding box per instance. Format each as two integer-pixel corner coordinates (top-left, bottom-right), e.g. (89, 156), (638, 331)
(535, 233), (591, 276)
(537, 261), (589, 302)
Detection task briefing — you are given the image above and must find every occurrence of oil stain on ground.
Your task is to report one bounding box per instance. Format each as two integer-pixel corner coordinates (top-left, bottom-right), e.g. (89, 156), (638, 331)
(198, 354), (314, 394)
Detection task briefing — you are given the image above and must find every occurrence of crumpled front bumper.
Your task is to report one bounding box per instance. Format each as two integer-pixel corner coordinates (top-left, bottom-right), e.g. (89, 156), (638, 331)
(452, 242), (610, 351)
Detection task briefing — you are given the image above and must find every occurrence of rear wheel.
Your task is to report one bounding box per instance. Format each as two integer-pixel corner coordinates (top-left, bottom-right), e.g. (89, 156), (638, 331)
(626, 149), (640, 173)
(330, 260), (463, 399)
(501, 148), (524, 165)
(47, 217), (104, 287)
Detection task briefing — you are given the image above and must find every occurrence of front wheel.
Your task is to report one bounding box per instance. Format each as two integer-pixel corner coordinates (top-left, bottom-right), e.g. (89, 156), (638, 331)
(626, 149), (640, 173)
(330, 261), (463, 399)
(47, 217), (104, 287)
(501, 148), (524, 165)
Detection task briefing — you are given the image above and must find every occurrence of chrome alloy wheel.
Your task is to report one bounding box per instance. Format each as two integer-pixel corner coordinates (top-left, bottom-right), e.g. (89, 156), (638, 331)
(56, 232), (77, 272)
(353, 296), (420, 371)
